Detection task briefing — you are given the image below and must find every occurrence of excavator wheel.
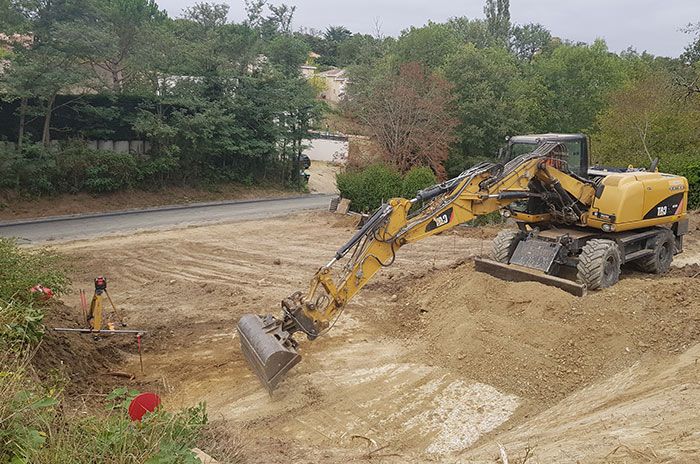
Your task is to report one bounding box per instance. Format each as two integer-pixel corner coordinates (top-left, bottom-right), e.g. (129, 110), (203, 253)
(635, 230), (675, 274)
(576, 239), (621, 290)
(491, 229), (523, 263)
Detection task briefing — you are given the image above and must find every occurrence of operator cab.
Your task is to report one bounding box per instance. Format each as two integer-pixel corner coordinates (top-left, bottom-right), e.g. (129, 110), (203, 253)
(501, 133), (589, 178)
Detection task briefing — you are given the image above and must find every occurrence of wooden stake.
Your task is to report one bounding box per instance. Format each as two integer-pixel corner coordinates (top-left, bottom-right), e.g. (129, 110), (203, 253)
(137, 333), (144, 375)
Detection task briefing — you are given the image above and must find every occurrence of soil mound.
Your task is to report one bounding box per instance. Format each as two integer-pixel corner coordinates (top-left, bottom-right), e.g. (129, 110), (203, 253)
(33, 302), (130, 394)
(377, 261), (700, 405)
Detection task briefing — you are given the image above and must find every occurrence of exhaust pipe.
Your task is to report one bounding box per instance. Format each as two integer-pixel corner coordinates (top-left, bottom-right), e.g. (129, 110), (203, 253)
(237, 314), (301, 391)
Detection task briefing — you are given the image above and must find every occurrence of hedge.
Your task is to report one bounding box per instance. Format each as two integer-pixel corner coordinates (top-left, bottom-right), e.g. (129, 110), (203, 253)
(336, 165), (437, 212)
(662, 155), (700, 209)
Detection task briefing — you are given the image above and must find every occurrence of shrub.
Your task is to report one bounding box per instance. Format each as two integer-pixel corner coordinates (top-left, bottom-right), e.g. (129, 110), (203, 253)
(0, 143), (141, 195)
(0, 144), (56, 194)
(337, 164), (439, 212)
(85, 151), (139, 193)
(0, 242), (63, 462)
(662, 155), (700, 210)
(137, 153), (181, 189)
(53, 143), (96, 193)
(0, 338), (58, 464)
(683, 163), (700, 209)
(337, 164), (403, 212)
(401, 166), (437, 199)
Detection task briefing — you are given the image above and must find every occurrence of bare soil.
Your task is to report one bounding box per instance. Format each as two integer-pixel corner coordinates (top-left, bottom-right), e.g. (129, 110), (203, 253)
(43, 211), (700, 463)
(307, 160), (340, 194)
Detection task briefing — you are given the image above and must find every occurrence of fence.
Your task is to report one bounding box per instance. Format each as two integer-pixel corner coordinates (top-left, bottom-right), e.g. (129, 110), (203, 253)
(85, 140), (151, 154)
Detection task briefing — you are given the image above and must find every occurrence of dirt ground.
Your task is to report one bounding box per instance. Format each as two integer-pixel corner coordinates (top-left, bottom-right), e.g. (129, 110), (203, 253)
(46, 211), (700, 463)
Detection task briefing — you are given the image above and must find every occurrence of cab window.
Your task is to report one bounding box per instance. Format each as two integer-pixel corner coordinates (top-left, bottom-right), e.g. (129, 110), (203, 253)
(562, 141), (583, 176)
(508, 140), (584, 176)
(508, 142), (536, 158)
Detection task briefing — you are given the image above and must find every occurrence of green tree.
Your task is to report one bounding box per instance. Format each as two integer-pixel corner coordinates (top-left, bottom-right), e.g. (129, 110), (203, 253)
(531, 40), (626, 133)
(681, 22), (700, 64)
(443, 44), (527, 172)
(336, 33), (385, 67)
(0, 0), (35, 31)
(317, 25), (352, 66)
(52, 0), (168, 93)
(267, 34), (309, 77)
(676, 23), (700, 97)
(594, 71), (700, 167)
(446, 17), (492, 48)
(394, 23), (460, 70)
(483, 0), (510, 46)
(183, 2), (229, 29)
(0, 0), (94, 146)
(244, 0), (297, 39)
(510, 23), (552, 61)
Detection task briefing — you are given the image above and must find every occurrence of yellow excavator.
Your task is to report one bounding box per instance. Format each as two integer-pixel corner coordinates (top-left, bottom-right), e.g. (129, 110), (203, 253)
(238, 135), (689, 390)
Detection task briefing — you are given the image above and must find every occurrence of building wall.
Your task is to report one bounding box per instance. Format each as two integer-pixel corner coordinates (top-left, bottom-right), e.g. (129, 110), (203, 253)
(303, 138), (348, 163)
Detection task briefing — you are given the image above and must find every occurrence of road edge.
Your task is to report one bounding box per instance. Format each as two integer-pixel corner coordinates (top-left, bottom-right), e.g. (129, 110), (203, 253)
(0, 194), (334, 228)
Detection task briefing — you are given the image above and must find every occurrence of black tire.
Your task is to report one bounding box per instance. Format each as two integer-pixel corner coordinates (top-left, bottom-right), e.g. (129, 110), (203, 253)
(635, 230), (675, 274)
(491, 229), (522, 263)
(576, 239), (622, 290)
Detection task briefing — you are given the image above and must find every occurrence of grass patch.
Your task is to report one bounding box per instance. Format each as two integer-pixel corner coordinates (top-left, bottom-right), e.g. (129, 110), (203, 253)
(0, 239), (217, 463)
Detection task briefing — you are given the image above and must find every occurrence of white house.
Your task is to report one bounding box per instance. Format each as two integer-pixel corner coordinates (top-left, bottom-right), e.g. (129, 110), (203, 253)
(317, 68), (349, 103)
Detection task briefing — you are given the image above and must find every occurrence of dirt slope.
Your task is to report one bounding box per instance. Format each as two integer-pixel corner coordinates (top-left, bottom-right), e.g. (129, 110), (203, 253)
(307, 160), (340, 194)
(463, 342), (700, 463)
(48, 211), (700, 463)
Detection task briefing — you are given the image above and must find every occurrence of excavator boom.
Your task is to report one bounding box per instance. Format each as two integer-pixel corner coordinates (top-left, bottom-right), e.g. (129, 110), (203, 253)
(238, 144), (599, 390)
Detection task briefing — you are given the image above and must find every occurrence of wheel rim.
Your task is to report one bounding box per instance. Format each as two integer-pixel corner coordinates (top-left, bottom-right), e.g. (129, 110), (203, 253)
(603, 255), (616, 281)
(659, 242), (671, 264)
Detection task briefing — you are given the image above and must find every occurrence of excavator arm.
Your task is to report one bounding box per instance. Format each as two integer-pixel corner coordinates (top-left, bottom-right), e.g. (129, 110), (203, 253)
(237, 143), (596, 390)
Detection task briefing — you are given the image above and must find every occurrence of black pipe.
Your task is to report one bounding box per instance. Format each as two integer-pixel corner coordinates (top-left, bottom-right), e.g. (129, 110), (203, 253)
(334, 203), (393, 260)
(497, 191), (539, 200)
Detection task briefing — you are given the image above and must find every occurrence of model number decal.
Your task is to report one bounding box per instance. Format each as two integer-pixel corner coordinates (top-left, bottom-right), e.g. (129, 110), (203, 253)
(644, 192), (684, 219)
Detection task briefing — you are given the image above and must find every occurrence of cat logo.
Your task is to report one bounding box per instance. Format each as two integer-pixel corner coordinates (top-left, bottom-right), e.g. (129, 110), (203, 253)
(434, 213), (450, 227)
(425, 207), (454, 232)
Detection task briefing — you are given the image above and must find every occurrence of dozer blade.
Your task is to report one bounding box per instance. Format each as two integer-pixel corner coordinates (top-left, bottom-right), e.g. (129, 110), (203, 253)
(237, 314), (301, 391)
(474, 257), (587, 297)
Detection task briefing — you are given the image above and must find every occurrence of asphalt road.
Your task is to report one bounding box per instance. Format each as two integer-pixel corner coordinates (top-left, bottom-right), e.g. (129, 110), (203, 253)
(0, 194), (333, 243)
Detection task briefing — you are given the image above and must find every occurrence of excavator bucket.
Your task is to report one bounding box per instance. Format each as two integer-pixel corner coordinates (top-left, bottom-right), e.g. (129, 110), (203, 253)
(474, 258), (587, 297)
(237, 314), (301, 391)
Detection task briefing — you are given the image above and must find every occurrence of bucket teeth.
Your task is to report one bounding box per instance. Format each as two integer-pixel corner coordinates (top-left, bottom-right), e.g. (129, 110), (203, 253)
(237, 314), (301, 391)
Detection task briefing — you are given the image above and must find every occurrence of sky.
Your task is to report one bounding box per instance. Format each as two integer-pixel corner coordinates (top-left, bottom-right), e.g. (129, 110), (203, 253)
(159, 0), (700, 57)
